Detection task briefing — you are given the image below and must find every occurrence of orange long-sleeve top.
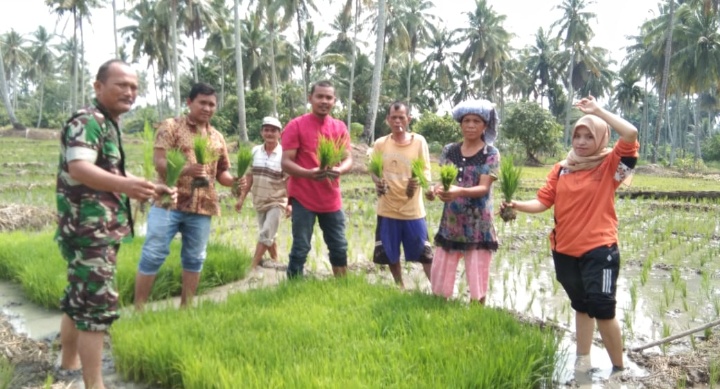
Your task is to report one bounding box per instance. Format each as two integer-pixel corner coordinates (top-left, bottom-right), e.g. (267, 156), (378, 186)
(536, 139), (640, 257)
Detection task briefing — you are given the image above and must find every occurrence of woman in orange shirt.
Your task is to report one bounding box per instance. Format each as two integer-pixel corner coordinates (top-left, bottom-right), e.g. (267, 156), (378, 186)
(502, 95), (638, 371)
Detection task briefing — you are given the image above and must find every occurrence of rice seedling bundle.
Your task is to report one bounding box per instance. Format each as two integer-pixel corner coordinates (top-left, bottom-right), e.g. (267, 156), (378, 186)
(408, 158), (429, 198)
(142, 120), (155, 180)
(367, 151), (387, 196)
(192, 135), (219, 188)
(439, 164), (459, 191)
(499, 156), (522, 222)
(317, 135), (346, 172)
(234, 145), (253, 195)
(159, 149), (186, 208)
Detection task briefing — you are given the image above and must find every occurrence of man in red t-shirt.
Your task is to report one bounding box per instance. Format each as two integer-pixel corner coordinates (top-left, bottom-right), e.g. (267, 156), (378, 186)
(281, 80), (353, 278)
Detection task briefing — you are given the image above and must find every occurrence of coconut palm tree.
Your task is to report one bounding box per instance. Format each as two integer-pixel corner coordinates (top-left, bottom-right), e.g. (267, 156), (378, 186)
(234, 0), (248, 141)
(395, 0), (436, 106)
(673, 1), (720, 161)
(240, 9), (271, 90)
(181, 0), (219, 82)
(363, 0), (387, 144)
(0, 48), (23, 130)
(652, 0), (675, 164)
(274, 0), (318, 105)
(524, 28), (563, 106)
(204, 0), (233, 109)
(121, 0), (171, 118)
(421, 27), (458, 106)
(615, 68), (643, 116)
(458, 0), (511, 100)
(26, 27), (56, 128)
(551, 0), (596, 145)
(0, 30), (29, 111)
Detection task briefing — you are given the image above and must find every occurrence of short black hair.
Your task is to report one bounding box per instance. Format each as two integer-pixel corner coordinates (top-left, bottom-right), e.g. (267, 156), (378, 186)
(96, 59), (130, 83)
(188, 82), (217, 101)
(386, 100), (409, 117)
(310, 80), (334, 96)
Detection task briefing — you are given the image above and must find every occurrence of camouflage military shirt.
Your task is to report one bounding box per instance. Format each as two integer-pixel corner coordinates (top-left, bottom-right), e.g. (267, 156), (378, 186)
(55, 100), (133, 248)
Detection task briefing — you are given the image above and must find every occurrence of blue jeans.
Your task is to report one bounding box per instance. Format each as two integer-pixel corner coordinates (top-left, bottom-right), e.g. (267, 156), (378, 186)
(138, 206), (212, 274)
(287, 199), (347, 278)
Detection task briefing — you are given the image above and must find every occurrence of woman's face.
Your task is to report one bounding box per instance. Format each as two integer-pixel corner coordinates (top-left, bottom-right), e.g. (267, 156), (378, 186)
(460, 114), (486, 142)
(572, 126), (596, 157)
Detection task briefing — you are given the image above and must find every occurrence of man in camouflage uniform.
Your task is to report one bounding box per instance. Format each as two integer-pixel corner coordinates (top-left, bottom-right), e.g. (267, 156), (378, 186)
(134, 82), (237, 309)
(56, 59), (174, 389)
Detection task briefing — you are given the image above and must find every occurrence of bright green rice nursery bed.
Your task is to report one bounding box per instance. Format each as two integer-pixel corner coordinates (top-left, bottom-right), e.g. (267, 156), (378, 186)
(111, 276), (558, 389)
(0, 231), (250, 308)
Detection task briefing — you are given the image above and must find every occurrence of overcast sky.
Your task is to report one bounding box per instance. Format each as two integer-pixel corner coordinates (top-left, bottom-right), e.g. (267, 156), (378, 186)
(1, 0), (660, 84)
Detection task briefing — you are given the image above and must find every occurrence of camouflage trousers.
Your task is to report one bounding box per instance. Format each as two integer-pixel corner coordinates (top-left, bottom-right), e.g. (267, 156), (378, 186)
(58, 242), (120, 332)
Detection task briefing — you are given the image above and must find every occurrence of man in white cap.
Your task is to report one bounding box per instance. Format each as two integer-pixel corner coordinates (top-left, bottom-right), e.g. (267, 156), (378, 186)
(236, 116), (291, 271)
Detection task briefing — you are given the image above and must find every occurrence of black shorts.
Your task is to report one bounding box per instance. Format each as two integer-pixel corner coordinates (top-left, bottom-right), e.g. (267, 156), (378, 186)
(553, 244), (620, 320)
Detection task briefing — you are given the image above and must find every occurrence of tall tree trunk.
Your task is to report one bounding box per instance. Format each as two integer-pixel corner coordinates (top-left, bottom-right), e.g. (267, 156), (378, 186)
(641, 78), (649, 159)
(406, 52), (413, 107)
(234, 0), (248, 141)
(80, 20), (86, 107)
(0, 49), (23, 130)
(36, 79), (45, 128)
(192, 36), (199, 82)
(362, 0), (387, 144)
(668, 93), (678, 166)
(652, 0), (675, 164)
(269, 25), (279, 116)
(562, 49), (576, 146)
(219, 60), (225, 109)
(296, 8), (308, 109)
(152, 63), (163, 119)
(346, 0), (359, 129)
(171, 0), (181, 116)
(112, 0), (118, 57)
(72, 9), (79, 111)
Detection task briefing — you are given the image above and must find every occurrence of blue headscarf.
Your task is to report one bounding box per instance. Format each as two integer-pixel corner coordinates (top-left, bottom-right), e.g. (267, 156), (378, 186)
(451, 99), (499, 145)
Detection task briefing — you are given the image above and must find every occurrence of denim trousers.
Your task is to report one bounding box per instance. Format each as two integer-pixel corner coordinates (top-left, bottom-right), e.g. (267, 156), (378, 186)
(138, 206), (212, 274)
(287, 199), (347, 278)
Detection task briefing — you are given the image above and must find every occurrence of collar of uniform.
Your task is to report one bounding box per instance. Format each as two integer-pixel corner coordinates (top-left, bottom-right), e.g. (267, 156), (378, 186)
(92, 98), (119, 129)
(185, 115), (210, 134)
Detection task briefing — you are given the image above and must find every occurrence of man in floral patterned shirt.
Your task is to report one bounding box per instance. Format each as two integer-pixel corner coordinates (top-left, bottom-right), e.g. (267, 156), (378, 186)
(56, 59), (175, 389)
(134, 82), (236, 310)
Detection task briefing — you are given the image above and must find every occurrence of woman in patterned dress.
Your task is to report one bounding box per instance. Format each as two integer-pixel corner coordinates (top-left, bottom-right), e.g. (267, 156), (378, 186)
(429, 99), (499, 304)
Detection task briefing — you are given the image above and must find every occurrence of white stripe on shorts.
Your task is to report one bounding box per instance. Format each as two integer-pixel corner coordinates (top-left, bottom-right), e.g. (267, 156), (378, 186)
(602, 269), (611, 294)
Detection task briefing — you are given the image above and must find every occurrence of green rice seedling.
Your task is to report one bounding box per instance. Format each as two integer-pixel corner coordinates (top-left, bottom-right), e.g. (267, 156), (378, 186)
(499, 155), (522, 222)
(192, 135), (219, 188)
(661, 322), (671, 354)
(709, 360), (720, 387)
(159, 149), (186, 208)
(0, 231), (251, 308)
(0, 357), (13, 389)
(439, 164), (459, 191)
(367, 151), (387, 196)
(132, 276), (572, 388)
(234, 145), (253, 195)
(409, 157), (429, 197)
(705, 327), (713, 340)
(317, 135), (346, 172)
(142, 120), (156, 180)
(629, 282), (638, 311)
(640, 260), (651, 286)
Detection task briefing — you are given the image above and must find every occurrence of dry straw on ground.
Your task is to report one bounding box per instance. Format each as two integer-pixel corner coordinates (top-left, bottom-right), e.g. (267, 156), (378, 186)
(0, 204), (55, 232)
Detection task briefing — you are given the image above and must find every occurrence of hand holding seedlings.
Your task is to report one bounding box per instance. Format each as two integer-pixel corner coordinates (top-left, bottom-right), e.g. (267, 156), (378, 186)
(499, 155), (522, 222)
(406, 177), (419, 198)
(125, 176), (157, 202)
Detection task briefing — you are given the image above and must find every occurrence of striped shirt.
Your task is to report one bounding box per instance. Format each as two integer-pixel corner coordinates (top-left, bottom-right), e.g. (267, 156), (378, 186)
(250, 143), (288, 212)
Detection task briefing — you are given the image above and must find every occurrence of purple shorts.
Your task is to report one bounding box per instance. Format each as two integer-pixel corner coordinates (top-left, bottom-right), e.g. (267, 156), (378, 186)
(373, 216), (433, 265)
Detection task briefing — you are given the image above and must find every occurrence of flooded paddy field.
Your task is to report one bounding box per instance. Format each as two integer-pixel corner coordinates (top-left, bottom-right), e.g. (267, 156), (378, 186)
(1, 136), (719, 388)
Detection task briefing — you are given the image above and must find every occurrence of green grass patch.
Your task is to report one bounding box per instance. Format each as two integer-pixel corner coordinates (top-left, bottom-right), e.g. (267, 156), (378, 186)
(111, 277), (558, 388)
(0, 357), (13, 389)
(0, 231), (250, 308)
